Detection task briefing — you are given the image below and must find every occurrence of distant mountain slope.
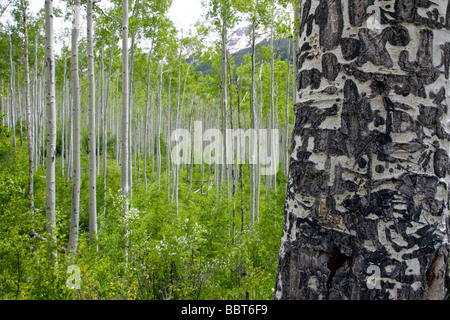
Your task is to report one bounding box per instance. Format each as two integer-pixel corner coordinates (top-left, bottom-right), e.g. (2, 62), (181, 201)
(192, 37), (293, 75)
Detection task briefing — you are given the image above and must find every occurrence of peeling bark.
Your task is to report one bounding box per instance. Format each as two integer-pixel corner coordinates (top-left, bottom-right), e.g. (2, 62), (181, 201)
(275, 0), (450, 300)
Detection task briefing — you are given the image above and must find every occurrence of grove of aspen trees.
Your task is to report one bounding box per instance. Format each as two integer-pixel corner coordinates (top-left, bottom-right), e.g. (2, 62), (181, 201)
(0, 0), (295, 300)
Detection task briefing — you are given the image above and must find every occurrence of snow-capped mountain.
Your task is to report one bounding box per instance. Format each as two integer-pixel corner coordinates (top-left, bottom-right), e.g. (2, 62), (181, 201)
(226, 26), (267, 54)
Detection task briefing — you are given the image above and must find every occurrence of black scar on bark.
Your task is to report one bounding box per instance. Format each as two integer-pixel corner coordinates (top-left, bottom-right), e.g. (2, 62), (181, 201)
(298, 68), (322, 90)
(418, 104), (450, 140)
(299, 0), (312, 37)
(447, 0), (450, 30)
(348, 0), (374, 27)
(393, 0), (446, 29)
(383, 25), (411, 46)
(356, 28), (394, 68)
(440, 43), (450, 79)
(322, 53), (340, 81)
(429, 87), (446, 105)
(316, 0), (344, 51)
(434, 148), (450, 178)
(340, 38), (361, 61)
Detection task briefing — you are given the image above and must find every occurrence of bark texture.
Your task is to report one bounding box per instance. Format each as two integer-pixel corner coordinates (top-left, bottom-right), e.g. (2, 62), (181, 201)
(275, 0), (450, 300)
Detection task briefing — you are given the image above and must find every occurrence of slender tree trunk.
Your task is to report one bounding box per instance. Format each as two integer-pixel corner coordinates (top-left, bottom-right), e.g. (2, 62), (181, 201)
(17, 69), (23, 146)
(45, 0), (57, 262)
(20, 0), (34, 216)
(121, 0), (131, 267)
(284, 39), (291, 176)
(144, 49), (152, 187)
(68, 0), (81, 255)
(87, 0), (97, 246)
(166, 75), (172, 199)
(61, 57), (68, 175)
(157, 61), (163, 187)
(8, 27), (16, 149)
(275, 0), (450, 300)
(292, 1), (299, 106)
(221, 10), (228, 198)
(103, 25), (116, 214)
(249, 17), (257, 226)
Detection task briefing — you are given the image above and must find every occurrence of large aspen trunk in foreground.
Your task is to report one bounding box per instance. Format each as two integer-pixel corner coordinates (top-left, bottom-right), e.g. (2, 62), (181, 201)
(275, 0), (450, 300)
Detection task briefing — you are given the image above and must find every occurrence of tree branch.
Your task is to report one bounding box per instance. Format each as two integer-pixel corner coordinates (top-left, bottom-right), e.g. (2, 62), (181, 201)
(0, 0), (12, 19)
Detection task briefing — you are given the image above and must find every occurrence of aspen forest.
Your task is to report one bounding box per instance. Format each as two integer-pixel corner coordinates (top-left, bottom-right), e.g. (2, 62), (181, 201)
(2, 0), (450, 302)
(0, 0), (295, 300)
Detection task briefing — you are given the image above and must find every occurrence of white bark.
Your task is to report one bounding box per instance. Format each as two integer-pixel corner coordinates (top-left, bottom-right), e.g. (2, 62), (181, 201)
(68, 0), (81, 255)
(45, 0), (57, 262)
(121, 0), (130, 207)
(20, 0), (34, 215)
(87, 0), (97, 246)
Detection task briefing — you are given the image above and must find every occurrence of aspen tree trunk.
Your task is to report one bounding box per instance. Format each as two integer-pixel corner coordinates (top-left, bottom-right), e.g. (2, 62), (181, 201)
(144, 49), (152, 187)
(17, 69), (23, 146)
(267, 22), (275, 196)
(172, 45), (182, 214)
(292, 1), (300, 106)
(284, 39), (291, 176)
(166, 76), (172, 199)
(87, 0), (97, 245)
(33, 34), (38, 170)
(121, 0), (130, 211)
(104, 26), (116, 213)
(8, 27), (15, 149)
(249, 18), (257, 225)
(157, 61), (163, 187)
(275, 0), (450, 300)
(227, 56), (236, 236)
(235, 80), (245, 231)
(62, 57), (68, 175)
(97, 50), (103, 177)
(45, 0), (57, 262)
(121, 0), (130, 266)
(68, 0), (81, 255)
(221, 11), (228, 197)
(20, 0), (34, 215)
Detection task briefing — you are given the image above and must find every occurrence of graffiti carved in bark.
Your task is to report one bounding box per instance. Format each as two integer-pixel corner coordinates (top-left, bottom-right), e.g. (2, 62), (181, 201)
(275, 0), (450, 300)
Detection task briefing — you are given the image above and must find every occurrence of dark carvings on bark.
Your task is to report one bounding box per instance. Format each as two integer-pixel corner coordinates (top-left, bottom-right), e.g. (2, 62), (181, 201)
(275, 0), (450, 300)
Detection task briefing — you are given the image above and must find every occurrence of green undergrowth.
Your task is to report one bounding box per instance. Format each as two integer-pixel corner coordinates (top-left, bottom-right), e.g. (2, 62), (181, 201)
(0, 130), (286, 300)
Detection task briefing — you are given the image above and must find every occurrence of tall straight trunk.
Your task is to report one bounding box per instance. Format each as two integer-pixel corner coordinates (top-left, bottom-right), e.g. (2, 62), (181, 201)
(166, 75), (172, 199)
(17, 69), (23, 146)
(121, 0), (130, 211)
(68, 0), (81, 255)
(249, 18), (257, 225)
(157, 61), (163, 187)
(143, 49), (152, 187)
(221, 11), (228, 197)
(87, 0), (97, 245)
(45, 0), (57, 262)
(292, 1), (300, 105)
(33, 34), (38, 170)
(62, 57), (68, 175)
(267, 22), (275, 196)
(128, 33), (135, 200)
(8, 27), (15, 149)
(172, 46), (182, 215)
(97, 50), (103, 176)
(227, 55), (236, 236)
(20, 0), (34, 215)
(103, 26), (116, 214)
(284, 39), (291, 176)
(275, 0), (450, 300)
